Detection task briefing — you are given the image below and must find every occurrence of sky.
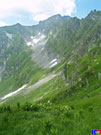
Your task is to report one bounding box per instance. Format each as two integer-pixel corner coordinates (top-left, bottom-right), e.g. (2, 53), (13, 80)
(0, 0), (101, 26)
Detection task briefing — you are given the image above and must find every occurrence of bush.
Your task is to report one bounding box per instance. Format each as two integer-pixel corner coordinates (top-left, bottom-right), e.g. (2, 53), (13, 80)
(6, 105), (11, 112)
(22, 102), (40, 111)
(88, 106), (93, 112)
(2, 114), (9, 122)
(64, 110), (74, 118)
(31, 104), (40, 111)
(0, 105), (11, 112)
(17, 102), (20, 109)
(45, 121), (52, 131)
(78, 109), (84, 118)
(0, 106), (4, 113)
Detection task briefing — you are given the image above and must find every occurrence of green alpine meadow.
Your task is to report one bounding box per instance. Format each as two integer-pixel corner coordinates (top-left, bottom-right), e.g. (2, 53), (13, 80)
(0, 10), (101, 135)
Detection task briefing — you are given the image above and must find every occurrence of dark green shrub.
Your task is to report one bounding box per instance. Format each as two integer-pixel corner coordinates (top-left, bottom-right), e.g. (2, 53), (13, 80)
(2, 114), (9, 122)
(22, 103), (40, 111)
(0, 105), (11, 112)
(64, 110), (74, 118)
(22, 102), (32, 111)
(2, 105), (7, 112)
(0, 105), (7, 112)
(0, 106), (4, 113)
(31, 104), (40, 111)
(70, 105), (75, 110)
(6, 105), (11, 112)
(78, 109), (84, 118)
(88, 106), (93, 112)
(17, 102), (20, 109)
(44, 120), (52, 133)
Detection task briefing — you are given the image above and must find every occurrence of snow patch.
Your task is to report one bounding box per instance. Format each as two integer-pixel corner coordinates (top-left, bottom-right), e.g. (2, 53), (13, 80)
(50, 61), (58, 68)
(32, 34), (45, 44)
(27, 34), (46, 47)
(6, 32), (12, 40)
(50, 59), (57, 64)
(27, 42), (32, 46)
(31, 36), (34, 39)
(38, 32), (41, 35)
(49, 59), (58, 68)
(1, 84), (27, 100)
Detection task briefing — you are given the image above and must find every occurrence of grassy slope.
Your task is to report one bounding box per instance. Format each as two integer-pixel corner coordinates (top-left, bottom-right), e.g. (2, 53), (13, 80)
(0, 44), (101, 135)
(0, 11), (101, 135)
(0, 33), (45, 97)
(0, 96), (101, 135)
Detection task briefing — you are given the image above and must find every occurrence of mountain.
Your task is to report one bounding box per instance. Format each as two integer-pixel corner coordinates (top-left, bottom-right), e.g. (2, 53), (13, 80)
(0, 10), (101, 135)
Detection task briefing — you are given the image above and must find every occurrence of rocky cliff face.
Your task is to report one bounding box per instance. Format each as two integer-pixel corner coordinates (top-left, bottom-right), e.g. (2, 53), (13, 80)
(0, 10), (101, 90)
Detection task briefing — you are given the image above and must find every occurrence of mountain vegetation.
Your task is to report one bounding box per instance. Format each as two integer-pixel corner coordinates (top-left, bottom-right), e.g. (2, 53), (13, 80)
(0, 10), (101, 135)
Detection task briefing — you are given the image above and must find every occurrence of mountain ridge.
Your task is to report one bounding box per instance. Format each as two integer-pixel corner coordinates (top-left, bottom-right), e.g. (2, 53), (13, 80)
(0, 10), (101, 135)
(0, 9), (100, 98)
(0, 10), (101, 93)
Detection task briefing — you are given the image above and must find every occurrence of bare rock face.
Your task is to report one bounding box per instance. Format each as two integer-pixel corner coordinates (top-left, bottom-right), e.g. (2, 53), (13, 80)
(0, 10), (101, 84)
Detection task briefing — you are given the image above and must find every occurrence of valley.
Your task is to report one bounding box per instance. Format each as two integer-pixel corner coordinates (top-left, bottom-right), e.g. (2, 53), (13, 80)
(0, 10), (101, 135)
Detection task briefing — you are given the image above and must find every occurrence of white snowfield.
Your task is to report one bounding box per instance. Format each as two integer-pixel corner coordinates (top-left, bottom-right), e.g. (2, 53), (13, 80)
(26, 32), (60, 69)
(0, 73), (59, 102)
(27, 34), (46, 47)
(1, 84), (27, 100)
(50, 59), (57, 64)
(49, 59), (58, 68)
(50, 62), (58, 68)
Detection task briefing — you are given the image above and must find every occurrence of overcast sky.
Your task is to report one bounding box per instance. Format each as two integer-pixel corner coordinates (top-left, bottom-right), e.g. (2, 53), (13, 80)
(0, 0), (101, 26)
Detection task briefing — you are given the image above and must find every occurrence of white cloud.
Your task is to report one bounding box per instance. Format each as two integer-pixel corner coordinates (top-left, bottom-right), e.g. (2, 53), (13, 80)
(34, 14), (50, 22)
(0, 0), (76, 22)
(0, 21), (7, 27)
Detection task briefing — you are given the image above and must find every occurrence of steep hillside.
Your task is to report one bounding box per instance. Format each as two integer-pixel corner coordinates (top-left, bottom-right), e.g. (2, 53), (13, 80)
(0, 9), (101, 102)
(0, 44), (101, 135)
(0, 25), (44, 97)
(0, 10), (101, 135)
